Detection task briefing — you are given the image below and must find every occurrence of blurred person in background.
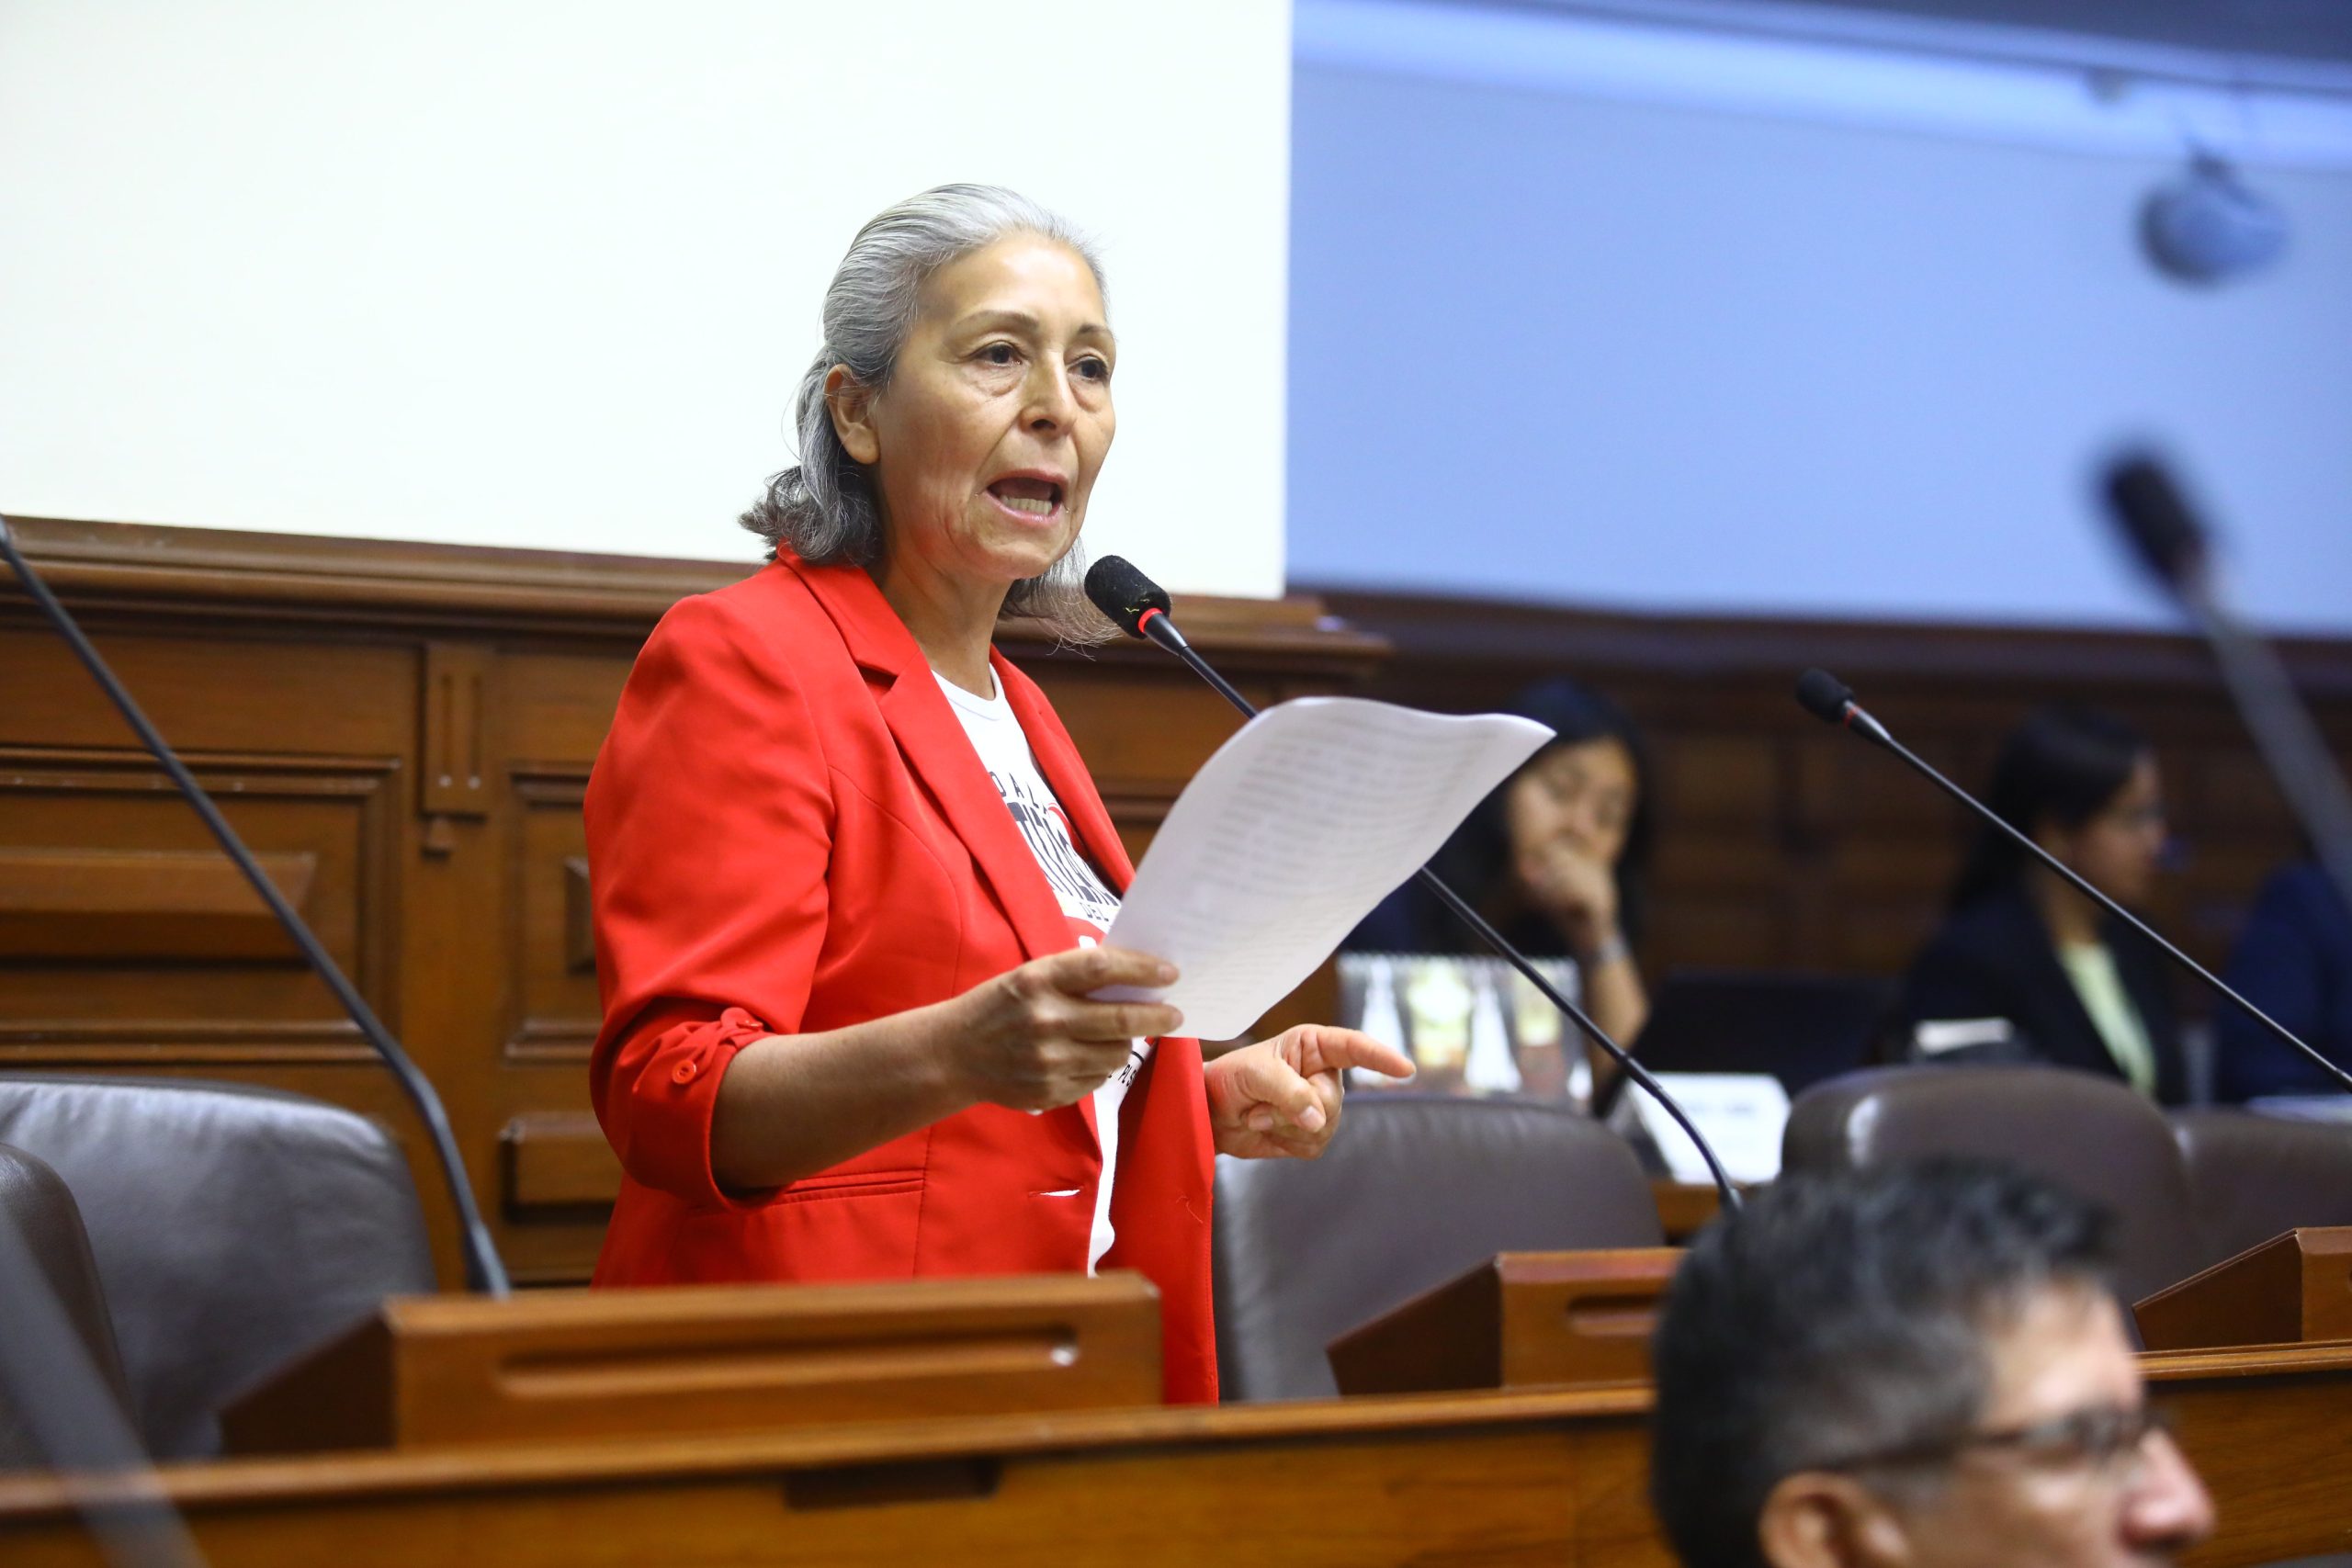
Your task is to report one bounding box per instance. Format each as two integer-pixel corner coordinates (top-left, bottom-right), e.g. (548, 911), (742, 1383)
(2213, 853), (2352, 1102)
(1896, 705), (2188, 1103)
(1346, 677), (1655, 1093)
(1649, 1158), (2213, 1568)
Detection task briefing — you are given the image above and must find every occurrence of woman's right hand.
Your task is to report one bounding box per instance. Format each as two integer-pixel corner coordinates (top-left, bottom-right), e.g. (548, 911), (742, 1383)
(1517, 837), (1621, 953)
(943, 945), (1182, 1111)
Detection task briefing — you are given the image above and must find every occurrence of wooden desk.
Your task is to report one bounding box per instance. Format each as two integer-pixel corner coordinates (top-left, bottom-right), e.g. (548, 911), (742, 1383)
(2152, 1342), (2352, 1567)
(1648, 1181), (1721, 1244)
(0, 1388), (1658, 1568)
(2138, 1228), (2352, 1353)
(4, 1345), (2349, 1567)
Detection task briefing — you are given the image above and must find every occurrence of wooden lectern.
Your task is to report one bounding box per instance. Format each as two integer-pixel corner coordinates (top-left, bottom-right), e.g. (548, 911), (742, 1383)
(2135, 1227), (2352, 1353)
(222, 1271), (1161, 1454)
(1328, 1248), (1679, 1396)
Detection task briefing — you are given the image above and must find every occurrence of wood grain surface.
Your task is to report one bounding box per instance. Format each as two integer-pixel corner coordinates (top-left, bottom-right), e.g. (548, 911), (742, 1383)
(2138, 1227), (2352, 1352)
(0, 517), (1385, 1288)
(4, 1346), (2349, 1566)
(1329, 1248), (1680, 1395)
(9, 515), (2351, 1289)
(221, 1274), (1166, 1455)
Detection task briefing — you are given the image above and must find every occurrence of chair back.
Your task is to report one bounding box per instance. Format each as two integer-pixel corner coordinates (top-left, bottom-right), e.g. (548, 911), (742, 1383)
(1213, 1095), (1662, 1402)
(2170, 1109), (2352, 1269)
(0, 1141), (135, 1469)
(0, 1076), (434, 1459)
(1783, 1066), (2203, 1307)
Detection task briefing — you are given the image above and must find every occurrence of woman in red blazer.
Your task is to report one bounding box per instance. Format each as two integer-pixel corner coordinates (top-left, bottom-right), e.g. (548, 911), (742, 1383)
(585, 186), (1410, 1404)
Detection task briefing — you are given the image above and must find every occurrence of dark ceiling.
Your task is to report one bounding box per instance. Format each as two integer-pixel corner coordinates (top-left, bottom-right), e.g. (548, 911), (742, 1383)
(1770, 0), (2352, 66)
(1527, 0), (2352, 89)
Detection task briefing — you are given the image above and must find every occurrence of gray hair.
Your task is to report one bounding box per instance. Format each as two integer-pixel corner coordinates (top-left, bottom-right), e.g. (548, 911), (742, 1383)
(1649, 1160), (2117, 1568)
(741, 183), (1113, 639)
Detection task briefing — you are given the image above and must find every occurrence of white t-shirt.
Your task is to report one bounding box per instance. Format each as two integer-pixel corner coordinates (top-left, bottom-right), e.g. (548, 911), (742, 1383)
(936, 671), (1149, 1274)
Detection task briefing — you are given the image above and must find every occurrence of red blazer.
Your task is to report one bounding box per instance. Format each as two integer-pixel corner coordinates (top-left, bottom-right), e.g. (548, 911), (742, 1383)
(583, 550), (1217, 1404)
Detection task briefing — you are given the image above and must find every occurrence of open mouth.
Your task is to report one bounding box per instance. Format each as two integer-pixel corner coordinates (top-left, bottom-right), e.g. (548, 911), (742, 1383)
(986, 475), (1065, 520)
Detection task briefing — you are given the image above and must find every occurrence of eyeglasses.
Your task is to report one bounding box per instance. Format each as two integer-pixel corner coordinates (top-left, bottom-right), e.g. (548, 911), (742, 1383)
(1826, 1403), (2175, 1483)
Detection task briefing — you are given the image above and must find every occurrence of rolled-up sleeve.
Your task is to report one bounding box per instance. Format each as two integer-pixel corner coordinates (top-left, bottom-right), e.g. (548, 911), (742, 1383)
(584, 593), (835, 1209)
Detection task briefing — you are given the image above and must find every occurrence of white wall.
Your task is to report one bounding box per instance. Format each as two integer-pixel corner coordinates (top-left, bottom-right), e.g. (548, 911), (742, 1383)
(1288, 0), (2352, 633)
(0, 2), (1290, 599)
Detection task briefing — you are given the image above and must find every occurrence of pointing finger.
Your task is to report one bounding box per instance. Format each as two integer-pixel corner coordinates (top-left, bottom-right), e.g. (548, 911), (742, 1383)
(1233, 1051), (1327, 1134)
(1295, 1026), (1414, 1082)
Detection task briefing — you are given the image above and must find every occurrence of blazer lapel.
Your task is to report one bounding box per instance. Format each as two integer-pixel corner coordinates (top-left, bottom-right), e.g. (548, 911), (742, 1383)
(786, 556), (1105, 1157)
(787, 557), (1079, 969)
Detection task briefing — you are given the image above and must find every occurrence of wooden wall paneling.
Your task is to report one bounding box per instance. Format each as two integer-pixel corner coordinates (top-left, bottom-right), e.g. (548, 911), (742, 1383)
(507, 770), (598, 1064)
(418, 643), (494, 820)
(0, 623), (419, 757)
(0, 843), (315, 961)
(399, 656), (503, 1288)
(487, 645), (643, 1273)
(4, 518), (1391, 1288)
(26, 519), (2343, 1291)
(0, 747), (401, 1050)
(498, 762), (617, 1280)
(501, 1110), (622, 1213)
(1313, 585), (2352, 1002)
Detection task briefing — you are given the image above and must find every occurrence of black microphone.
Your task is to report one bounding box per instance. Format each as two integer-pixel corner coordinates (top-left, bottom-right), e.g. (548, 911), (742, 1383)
(1795, 666), (2352, 1096)
(2099, 451), (2352, 924)
(1794, 668), (1891, 747)
(1084, 553), (1257, 710)
(1086, 556), (1745, 1210)
(0, 514), (511, 1296)
(2105, 456), (2207, 592)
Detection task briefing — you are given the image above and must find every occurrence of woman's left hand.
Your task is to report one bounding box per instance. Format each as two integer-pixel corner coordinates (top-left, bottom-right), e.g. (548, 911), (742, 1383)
(1204, 1026), (1414, 1160)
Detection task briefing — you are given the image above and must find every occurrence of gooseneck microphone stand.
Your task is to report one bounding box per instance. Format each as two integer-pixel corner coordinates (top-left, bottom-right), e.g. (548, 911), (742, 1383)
(1796, 667), (2352, 1096)
(2103, 454), (2352, 922)
(1085, 556), (1744, 1211)
(0, 514), (511, 1295)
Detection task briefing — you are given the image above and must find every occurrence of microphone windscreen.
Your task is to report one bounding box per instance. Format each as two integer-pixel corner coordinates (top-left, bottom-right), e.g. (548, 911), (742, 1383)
(1084, 555), (1172, 640)
(1794, 668), (1855, 725)
(2102, 454), (2207, 591)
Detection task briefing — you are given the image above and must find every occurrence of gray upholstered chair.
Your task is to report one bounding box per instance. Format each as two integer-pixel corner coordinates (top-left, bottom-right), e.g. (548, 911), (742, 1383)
(1212, 1094), (1662, 1402)
(1782, 1066), (2205, 1308)
(0, 1076), (435, 1459)
(0, 1141), (136, 1470)
(2170, 1109), (2352, 1270)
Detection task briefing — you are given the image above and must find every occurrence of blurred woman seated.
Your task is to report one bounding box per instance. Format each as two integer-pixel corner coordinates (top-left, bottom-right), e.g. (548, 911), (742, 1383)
(1895, 704), (2188, 1103)
(2214, 856), (2352, 1102)
(1341, 678), (1653, 1103)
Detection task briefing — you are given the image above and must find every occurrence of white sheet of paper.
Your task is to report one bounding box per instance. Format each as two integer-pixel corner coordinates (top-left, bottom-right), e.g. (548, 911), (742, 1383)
(1634, 1072), (1791, 1188)
(1096, 696), (1551, 1041)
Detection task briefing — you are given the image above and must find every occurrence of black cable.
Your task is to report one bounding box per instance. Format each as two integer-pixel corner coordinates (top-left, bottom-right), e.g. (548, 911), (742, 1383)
(1150, 631), (1745, 1210)
(0, 515), (511, 1295)
(1798, 668), (2352, 1097)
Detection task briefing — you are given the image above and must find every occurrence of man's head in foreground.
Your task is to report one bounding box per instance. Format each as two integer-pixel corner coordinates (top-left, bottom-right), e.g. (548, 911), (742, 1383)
(1650, 1159), (2213, 1568)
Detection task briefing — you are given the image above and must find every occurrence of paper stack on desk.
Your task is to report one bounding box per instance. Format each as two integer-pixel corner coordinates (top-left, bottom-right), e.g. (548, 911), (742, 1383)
(1097, 696), (1551, 1041)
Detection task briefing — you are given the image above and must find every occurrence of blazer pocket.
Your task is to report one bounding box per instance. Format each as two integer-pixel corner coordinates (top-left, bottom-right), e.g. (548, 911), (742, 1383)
(775, 1167), (927, 1204)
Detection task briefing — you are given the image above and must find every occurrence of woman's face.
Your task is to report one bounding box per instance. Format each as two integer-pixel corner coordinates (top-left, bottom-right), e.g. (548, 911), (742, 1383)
(834, 232), (1115, 594)
(1502, 737), (1639, 870)
(2042, 753), (2167, 907)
